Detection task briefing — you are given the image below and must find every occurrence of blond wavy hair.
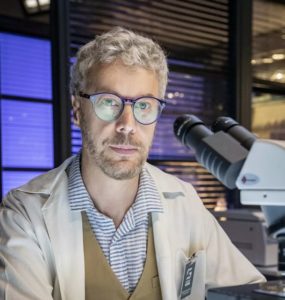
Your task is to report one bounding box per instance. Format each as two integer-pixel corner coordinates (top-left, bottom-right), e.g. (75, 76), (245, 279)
(70, 27), (168, 98)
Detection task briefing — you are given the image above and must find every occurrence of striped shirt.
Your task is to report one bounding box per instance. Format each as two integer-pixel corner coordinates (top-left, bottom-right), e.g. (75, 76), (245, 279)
(67, 154), (163, 292)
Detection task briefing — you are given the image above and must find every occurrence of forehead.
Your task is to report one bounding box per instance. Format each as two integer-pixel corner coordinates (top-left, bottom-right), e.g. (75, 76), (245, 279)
(86, 61), (159, 98)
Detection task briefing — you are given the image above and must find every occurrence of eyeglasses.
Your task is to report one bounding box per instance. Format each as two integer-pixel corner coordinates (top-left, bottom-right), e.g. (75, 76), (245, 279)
(78, 92), (166, 125)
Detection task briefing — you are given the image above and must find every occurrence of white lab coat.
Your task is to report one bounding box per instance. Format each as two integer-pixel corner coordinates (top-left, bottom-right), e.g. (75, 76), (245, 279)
(0, 157), (265, 300)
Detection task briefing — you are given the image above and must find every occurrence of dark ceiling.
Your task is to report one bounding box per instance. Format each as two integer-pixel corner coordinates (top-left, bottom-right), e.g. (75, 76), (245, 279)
(0, 0), (49, 23)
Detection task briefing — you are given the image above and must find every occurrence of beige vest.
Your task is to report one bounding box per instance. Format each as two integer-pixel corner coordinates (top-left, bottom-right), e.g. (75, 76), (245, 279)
(82, 213), (162, 300)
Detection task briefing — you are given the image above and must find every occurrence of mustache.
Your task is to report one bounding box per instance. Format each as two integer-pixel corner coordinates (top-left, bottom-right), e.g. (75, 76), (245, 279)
(102, 134), (144, 148)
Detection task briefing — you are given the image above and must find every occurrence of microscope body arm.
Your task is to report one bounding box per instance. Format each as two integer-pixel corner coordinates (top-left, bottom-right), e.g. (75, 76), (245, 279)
(236, 139), (285, 234)
(236, 139), (285, 206)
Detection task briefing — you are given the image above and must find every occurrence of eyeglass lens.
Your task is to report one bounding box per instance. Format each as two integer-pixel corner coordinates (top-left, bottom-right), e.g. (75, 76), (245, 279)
(91, 93), (162, 124)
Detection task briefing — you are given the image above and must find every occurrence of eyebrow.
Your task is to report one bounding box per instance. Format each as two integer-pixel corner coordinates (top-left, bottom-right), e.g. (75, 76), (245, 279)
(93, 88), (157, 99)
(94, 87), (117, 94)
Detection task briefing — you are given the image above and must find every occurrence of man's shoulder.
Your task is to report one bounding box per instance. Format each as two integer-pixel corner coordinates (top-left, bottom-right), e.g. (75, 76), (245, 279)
(4, 157), (74, 197)
(0, 157), (73, 220)
(145, 162), (198, 199)
(146, 163), (209, 227)
(146, 162), (188, 185)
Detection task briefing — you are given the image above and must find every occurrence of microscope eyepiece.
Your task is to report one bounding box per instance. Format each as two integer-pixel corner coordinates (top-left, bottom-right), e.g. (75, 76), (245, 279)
(212, 116), (256, 150)
(173, 114), (249, 189)
(212, 116), (238, 132)
(173, 114), (213, 149)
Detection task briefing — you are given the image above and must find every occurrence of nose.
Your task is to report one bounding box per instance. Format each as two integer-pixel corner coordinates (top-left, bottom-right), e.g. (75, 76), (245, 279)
(115, 104), (137, 134)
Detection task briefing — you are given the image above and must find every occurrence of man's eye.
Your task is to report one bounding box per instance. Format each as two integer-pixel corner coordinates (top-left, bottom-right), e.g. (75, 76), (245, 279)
(103, 98), (118, 106)
(138, 102), (150, 110)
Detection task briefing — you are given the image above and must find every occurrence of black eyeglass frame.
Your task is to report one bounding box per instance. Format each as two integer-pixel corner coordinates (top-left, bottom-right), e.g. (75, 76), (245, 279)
(78, 91), (166, 125)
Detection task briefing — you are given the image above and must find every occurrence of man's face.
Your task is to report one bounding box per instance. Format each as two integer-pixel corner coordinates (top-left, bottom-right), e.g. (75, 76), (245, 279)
(73, 60), (160, 180)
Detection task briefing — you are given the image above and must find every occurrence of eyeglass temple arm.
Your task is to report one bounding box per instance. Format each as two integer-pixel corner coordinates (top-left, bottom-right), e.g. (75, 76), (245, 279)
(78, 92), (91, 99)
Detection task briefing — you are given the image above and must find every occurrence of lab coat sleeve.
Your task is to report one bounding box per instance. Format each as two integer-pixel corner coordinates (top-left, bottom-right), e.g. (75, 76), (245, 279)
(203, 208), (266, 289)
(0, 191), (54, 300)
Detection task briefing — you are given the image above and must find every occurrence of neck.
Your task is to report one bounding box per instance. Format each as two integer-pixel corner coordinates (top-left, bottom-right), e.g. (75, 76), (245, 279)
(81, 151), (140, 228)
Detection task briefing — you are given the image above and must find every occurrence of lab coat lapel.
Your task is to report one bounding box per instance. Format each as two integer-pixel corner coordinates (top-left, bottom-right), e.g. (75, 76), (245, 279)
(42, 177), (85, 300)
(148, 163), (189, 300)
(152, 210), (178, 300)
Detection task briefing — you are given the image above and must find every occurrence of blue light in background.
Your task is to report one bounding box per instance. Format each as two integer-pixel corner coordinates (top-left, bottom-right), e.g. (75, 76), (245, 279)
(149, 67), (205, 159)
(2, 171), (44, 197)
(71, 124), (82, 155)
(1, 100), (54, 168)
(0, 33), (52, 100)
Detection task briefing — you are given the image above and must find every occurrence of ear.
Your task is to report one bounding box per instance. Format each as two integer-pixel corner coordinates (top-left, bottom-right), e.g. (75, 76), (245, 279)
(71, 95), (81, 127)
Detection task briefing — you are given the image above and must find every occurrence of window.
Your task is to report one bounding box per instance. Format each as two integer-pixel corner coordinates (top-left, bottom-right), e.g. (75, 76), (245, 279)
(0, 33), (54, 196)
(252, 0), (285, 140)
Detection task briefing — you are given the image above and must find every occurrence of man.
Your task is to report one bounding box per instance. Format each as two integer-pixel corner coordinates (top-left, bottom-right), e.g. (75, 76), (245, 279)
(0, 27), (264, 300)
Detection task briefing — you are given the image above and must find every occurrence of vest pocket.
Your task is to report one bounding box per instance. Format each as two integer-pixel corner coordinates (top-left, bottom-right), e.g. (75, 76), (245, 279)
(152, 275), (160, 289)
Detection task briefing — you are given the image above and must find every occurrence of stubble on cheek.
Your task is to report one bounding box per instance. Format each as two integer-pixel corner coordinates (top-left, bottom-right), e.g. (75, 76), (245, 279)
(79, 110), (151, 180)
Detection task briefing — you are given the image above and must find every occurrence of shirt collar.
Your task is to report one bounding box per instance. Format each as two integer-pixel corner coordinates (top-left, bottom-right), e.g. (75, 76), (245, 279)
(67, 153), (94, 212)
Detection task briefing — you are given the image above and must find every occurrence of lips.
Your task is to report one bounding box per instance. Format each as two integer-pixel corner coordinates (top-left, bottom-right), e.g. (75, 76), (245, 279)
(109, 144), (139, 155)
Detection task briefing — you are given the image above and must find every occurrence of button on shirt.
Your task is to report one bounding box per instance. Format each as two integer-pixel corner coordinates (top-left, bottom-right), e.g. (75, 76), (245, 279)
(67, 154), (163, 293)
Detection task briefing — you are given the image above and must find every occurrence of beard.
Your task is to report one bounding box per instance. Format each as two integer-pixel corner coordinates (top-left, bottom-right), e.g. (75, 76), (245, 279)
(80, 113), (150, 180)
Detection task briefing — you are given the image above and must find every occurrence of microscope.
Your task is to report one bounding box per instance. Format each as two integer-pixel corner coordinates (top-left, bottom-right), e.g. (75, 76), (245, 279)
(174, 115), (285, 299)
